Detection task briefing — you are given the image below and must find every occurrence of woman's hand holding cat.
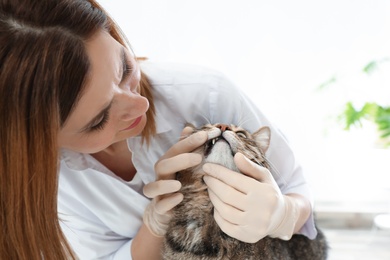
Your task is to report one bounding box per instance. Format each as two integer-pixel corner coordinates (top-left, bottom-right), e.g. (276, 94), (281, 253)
(203, 152), (299, 243)
(143, 128), (207, 237)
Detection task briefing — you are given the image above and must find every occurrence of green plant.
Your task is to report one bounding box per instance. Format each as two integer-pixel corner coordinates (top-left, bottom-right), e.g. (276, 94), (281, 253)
(321, 58), (390, 146)
(340, 101), (390, 145)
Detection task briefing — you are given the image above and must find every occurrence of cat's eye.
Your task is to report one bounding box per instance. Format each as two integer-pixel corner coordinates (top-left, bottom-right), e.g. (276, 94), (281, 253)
(236, 132), (247, 138)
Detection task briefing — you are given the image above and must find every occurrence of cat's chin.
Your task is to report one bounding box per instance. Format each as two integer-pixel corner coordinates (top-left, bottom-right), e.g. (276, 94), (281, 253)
(205, 139), (238, 172)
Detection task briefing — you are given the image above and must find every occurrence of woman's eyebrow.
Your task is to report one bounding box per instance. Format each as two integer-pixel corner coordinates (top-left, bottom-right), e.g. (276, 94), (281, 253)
(119, 47), (132, 85)
(79, 100), (113, 133)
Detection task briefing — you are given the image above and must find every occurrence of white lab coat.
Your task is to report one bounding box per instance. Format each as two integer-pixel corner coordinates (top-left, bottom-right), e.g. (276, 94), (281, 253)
(58, 61), (317, 259)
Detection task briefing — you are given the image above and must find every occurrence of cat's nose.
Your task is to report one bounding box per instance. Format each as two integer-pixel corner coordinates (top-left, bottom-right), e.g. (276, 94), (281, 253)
(216, 123), (231, 132)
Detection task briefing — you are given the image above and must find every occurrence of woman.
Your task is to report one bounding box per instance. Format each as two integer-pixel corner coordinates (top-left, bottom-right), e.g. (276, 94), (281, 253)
(0, 0), (316, 259)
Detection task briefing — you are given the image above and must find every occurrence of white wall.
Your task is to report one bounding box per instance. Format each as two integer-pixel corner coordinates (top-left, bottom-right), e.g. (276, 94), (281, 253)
(98, 0), (390, 208)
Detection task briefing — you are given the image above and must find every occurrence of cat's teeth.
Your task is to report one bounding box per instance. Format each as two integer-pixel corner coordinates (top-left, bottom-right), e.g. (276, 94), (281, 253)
(212, 138), (216, 145)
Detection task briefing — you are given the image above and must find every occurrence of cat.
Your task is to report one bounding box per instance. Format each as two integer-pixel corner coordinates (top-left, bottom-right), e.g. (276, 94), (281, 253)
(162, 123), (328, 260)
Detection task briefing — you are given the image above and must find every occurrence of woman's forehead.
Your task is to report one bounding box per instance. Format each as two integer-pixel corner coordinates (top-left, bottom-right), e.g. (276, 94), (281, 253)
(64, 31), (121, 132)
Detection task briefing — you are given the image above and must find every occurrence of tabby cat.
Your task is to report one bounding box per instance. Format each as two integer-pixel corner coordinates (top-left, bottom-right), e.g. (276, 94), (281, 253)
(162, 123), (328, 260)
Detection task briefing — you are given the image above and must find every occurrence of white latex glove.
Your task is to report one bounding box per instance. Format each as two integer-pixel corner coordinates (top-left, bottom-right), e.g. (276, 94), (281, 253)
(202, 152), (299, 243)
(143, 127), (207, 237)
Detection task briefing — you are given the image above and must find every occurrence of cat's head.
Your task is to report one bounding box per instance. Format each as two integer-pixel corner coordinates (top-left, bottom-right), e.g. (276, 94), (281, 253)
(180, 123), (271, 180)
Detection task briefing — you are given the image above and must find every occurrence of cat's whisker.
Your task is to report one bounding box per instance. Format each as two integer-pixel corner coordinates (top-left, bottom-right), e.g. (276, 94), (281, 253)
(236, 114), (256, 129)
(236, 101), (259, 128)
(187, 113), (211, 126)
(265, 158), (288, 187)
(197, 113), (211, 125)
(237, 101), (247, 128)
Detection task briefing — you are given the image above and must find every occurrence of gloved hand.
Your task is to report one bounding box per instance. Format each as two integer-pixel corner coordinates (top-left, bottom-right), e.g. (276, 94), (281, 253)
(202, 152), (299, 243)
(143, 127), (207, 237)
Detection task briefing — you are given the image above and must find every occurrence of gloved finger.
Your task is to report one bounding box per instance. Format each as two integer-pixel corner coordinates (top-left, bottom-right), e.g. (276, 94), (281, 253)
(179, 125), (196, 140)
(143, 179), (182, 198)
(213, 208), (245, 241)
(208, 187), (245, 225)
(154, 193), (184, 214)
(159, 131), (207, 162)
(155, 153), (202, 180)
(203, 175), (246, 210)
(214, 209), (266, 243)
(203, 163), (257, 194)
(234, 152), (276, 185)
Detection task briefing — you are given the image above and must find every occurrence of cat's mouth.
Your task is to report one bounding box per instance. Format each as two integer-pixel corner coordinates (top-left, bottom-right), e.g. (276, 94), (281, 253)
(204, 135), (238, 171)
(208, 137), (220, 146)
(205, 136), (234, 157)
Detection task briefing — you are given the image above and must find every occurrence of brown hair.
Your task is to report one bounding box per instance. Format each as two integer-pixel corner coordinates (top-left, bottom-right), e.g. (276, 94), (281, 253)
(0, 0), (155, 259)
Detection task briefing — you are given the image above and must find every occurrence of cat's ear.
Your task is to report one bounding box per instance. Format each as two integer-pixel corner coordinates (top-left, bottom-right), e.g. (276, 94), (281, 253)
(253, 126), (271, 153)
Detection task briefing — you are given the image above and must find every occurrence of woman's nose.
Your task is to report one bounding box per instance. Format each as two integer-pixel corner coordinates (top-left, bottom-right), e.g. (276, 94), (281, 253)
(118, 92), (149, 121)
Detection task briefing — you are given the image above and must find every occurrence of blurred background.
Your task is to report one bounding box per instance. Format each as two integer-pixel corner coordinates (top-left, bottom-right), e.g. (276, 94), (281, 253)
(98, 1), (390, 258)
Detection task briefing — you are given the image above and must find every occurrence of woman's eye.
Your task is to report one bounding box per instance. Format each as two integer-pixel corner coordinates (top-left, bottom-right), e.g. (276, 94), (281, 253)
(123, 60), (132, 78)
(89, 110), (109, 132)
(120, 52), (133, 85)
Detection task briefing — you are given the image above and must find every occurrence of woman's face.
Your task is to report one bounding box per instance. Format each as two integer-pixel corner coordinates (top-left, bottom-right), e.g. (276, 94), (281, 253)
(58, 30), (149, 153)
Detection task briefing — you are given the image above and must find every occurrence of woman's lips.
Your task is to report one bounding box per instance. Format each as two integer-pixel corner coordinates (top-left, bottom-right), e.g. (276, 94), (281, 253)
(121, 116), (142, 131)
